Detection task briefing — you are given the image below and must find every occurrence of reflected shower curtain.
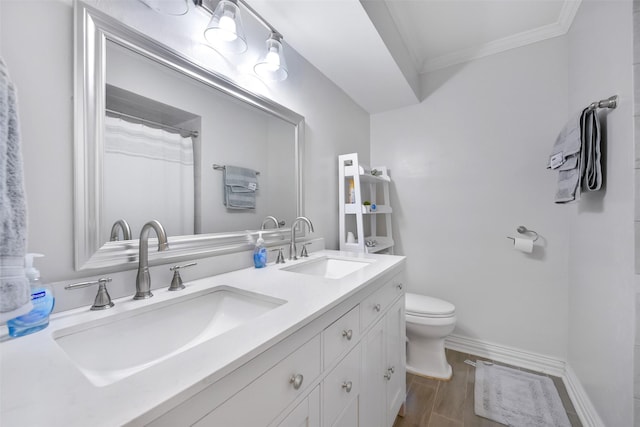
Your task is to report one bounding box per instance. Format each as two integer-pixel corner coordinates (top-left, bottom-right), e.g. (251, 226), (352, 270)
(103, 116), (195, 241)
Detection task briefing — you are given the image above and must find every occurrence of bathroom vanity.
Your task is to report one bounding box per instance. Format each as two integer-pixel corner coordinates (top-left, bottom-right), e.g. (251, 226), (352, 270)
(0, 250), (406, 427)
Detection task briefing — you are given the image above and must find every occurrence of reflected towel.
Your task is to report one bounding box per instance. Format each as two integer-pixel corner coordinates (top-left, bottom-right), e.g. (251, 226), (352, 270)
(0, 57), (30, 315)
(223, 165), (258, 209)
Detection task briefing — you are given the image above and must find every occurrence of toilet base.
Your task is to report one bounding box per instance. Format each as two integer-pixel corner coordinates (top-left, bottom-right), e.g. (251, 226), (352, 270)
(406, 363), (453, 381)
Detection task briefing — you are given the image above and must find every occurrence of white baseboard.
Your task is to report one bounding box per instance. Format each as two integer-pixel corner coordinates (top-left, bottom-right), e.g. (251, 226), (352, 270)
(563, 364), (606, 427)
(445, 334), (565, 376)
(445, 334), (604, 427)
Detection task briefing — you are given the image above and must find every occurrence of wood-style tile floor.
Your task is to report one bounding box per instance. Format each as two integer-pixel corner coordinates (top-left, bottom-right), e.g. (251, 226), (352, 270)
(393, 349), (582, 427)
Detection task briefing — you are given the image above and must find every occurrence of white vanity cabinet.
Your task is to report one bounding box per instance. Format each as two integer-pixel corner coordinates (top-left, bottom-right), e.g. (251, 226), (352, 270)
(276, 387), (320, 427)
(322, 344), (361, 427)
(143, 270), (405, 427)
(192, 335), (322, 426)
(360, 284), (406, 427)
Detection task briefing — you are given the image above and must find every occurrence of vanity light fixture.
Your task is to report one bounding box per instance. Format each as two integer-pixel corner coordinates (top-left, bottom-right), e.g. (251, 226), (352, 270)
(203, 0), (248, 54)
(139, 0), (189, 16)
(194, 0), (289, 81)
(254, 32), (288, 81)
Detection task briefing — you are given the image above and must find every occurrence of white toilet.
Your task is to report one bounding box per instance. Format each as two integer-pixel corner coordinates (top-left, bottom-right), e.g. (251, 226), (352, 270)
(405, 292), (457, 380)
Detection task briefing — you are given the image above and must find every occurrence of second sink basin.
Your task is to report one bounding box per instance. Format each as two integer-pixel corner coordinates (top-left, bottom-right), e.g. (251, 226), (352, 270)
(53, 286), (285, 387)
(282, 255), (374, 279)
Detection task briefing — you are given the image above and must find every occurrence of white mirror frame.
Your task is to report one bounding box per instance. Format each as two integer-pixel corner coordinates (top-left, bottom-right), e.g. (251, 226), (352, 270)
(74, 2), (304, 270)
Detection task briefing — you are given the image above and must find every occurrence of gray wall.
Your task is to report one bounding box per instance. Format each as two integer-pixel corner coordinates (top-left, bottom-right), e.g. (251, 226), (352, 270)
(0, 0), (370, 283)
(566, 1), (634, 426)
(371, 36), (570, 359)
(371, 1), (635, 424)
(635, 2), (640, 423)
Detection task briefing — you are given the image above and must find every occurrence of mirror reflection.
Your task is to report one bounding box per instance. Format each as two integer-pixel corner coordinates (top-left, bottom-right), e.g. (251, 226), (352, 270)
(103, 40), (297, 244)
(74, 3), (304, 270)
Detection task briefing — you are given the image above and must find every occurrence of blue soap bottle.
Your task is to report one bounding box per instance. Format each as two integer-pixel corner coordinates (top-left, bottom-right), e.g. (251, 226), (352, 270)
(253, 232), (267, 268)
(7, 253), (55, 337)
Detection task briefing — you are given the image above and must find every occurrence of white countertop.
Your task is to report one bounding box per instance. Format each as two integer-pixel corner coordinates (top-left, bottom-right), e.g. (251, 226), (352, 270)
(0, 250), (405, 427)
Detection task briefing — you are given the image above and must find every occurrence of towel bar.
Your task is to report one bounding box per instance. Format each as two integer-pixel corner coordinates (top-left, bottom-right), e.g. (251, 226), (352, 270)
(587, 95), (617, 111)
(213, 164), (260, 175)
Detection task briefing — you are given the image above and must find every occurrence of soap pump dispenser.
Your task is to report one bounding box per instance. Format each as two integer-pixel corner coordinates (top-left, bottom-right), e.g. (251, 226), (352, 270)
(253, 232), (267, 268)
(7, 253), (55, 337)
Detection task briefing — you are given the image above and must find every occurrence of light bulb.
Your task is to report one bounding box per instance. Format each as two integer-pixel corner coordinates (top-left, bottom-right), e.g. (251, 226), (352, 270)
(254, 33), (288, 81)
(203, 0), (247, 53)
(217, 13), (238, 41)
(263, 49), (280, 71)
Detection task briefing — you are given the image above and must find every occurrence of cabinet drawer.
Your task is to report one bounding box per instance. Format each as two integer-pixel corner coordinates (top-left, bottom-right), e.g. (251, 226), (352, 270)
(360, 281), (395, 331)
(322, 305), (360, 368)
(323, 344), (361, 427)
(361, 276), (404, 332)
(195, 334), (321, 426)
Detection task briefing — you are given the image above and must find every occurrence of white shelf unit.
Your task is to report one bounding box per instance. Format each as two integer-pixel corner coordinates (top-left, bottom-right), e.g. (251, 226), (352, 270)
(339, 153), (394, 254)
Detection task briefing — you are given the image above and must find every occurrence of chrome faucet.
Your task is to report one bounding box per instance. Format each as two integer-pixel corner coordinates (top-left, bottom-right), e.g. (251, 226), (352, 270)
(261, 216), (282, 230)
(289, 216), (314, 260)
(134, 220), (169, 300)
(109, 219), (132, 241)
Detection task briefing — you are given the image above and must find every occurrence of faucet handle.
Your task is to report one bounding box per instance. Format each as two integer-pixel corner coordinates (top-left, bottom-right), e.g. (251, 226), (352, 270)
(65, 277), (114, 311)
(300, 243), (311, 258)
(168, 262), (197, 291)
(271, 248), (286, 264)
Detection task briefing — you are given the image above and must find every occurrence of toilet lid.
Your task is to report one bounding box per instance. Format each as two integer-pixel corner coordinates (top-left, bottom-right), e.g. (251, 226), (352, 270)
(405, 293), (455, 318)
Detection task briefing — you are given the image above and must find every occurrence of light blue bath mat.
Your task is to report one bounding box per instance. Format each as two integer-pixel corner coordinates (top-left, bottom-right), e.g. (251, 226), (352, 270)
(474, 361), (571, 427)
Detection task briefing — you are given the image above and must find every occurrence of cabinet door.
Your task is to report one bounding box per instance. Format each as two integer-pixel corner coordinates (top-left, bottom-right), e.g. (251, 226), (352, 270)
(359, 318), (386, 427)
(323, 345), (361, 427)
(385, 298), (406, 427)
(331, 394), (359, 427)
(277, 386), (320, 427)
(194, 336), (321, 426)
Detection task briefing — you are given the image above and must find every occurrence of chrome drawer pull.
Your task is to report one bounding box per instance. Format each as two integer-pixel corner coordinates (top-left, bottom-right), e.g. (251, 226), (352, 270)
(289, 374), (304, 390)
(374, 304), (381, 312)
(342, 329), (353, 340)
(341, 381), (353, 393)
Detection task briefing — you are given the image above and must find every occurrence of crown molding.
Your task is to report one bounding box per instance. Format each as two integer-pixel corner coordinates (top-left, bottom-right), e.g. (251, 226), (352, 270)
(421, 0), (582, 74)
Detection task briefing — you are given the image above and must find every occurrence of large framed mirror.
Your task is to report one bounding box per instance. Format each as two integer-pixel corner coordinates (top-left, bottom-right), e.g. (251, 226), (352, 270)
(74, 2), (304, 270)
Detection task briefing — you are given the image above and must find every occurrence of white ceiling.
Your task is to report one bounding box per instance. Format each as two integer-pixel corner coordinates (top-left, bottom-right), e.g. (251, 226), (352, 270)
(248, 0), (581, 113)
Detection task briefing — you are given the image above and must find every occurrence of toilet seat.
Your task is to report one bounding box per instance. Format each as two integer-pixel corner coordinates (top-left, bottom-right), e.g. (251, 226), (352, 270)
(405, 293), (455, 318)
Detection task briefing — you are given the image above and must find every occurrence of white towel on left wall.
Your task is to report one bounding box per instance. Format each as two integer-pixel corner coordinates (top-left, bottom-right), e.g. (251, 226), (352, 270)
(0, 57), (32, 321)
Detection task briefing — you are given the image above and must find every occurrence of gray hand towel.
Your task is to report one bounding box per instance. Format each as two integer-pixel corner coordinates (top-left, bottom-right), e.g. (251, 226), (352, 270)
(549, 111), (583, 203)
(581, 108), (602, 192)
(223, 165), (258, 209)
(549, 106), (603, 203)
(0, 57), (30, 315)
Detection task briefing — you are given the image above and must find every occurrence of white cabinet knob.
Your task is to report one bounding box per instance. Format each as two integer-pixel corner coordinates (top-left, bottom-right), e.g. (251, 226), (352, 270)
(341, 381), (353, 393)
(374, 304), (381, 312)
(289, 374), (304, 390)
(396, 283), (403, 290)
(342, 329), (353, 340)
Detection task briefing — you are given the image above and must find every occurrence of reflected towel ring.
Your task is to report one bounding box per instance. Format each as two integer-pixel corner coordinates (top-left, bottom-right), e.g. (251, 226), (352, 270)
(506, 225), (539, 242)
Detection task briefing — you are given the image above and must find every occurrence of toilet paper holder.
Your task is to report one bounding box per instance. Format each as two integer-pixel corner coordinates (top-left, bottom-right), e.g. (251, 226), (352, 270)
(506, 226), (539, 242)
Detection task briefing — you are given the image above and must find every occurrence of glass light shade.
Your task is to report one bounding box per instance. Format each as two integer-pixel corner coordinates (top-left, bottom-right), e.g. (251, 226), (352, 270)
(254, 35), (288, 81)
(139, 0), (189, 16)
(204, 0), (247, 54)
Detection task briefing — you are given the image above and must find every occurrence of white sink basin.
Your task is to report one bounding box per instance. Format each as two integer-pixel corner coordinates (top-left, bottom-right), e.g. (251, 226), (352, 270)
(282, 256), (374, 279)
(53, 286), (285, 387)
